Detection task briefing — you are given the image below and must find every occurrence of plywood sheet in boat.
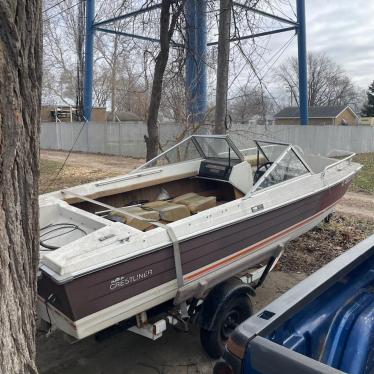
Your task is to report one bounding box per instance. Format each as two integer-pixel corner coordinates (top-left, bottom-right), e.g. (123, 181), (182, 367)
(72, 178), (236, 214)
(107, 206), (160, 231)
(172, 194), (216, 213)
(143, 201), (190, 222)
(125, 216), (153, 231)
(173, 193), (198, 203)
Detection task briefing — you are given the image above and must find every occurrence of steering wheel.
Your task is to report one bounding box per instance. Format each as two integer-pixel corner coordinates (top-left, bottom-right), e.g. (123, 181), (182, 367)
(253, 161), (273, 184)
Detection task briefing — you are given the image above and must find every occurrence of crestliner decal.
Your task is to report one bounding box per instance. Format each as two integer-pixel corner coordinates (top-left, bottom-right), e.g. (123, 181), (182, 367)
(109, 269), (153, 290)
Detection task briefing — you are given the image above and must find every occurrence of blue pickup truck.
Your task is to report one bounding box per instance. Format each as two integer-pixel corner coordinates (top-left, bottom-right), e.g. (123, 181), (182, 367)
(215, 235), (374, 374)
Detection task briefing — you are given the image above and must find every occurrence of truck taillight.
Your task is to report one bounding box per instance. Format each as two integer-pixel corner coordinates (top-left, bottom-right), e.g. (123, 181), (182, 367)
(213, 361), (234, 374)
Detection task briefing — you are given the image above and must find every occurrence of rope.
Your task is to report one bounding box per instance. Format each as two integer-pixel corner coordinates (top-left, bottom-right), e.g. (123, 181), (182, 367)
(42, 119), (87, 194)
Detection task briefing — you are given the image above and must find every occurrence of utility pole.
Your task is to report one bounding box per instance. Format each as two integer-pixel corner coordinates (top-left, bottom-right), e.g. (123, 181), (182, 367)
(214, 0), (232, 134)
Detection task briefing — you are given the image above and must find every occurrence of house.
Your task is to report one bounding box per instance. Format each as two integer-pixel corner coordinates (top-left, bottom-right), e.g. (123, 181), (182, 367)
(274, 106), (359, 126)
(41, 105), (107, 122)
(360, 117), (374, 126)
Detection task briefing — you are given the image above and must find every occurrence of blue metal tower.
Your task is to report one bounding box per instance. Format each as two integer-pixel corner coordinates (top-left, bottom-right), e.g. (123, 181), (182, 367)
(296, 0), (308, 125)
(82, 0), (308, 126)
(83, 0), (95, 121)
(185, 0), (208, 124)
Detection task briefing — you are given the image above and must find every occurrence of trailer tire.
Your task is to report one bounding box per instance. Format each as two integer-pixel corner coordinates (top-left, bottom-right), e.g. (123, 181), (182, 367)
(324, 213), (333, 224)
(200, 294), (252, 359)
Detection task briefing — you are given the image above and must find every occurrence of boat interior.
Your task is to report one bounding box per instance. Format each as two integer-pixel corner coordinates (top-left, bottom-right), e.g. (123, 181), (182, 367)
(39, 135), (343, 251)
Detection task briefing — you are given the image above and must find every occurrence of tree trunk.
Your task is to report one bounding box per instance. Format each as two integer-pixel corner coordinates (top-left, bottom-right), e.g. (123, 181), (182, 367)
(214, 0), (232, 134)
(0, 1), (42, 373)
(145, 0), (183, 161)
(111, 36), (119, 121)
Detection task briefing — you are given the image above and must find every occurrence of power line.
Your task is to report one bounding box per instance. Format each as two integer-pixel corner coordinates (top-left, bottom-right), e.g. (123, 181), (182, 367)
(286, 0), (297, 18)
(269, 1), (296, 22)
(227, 32), (296, 103)
(43, 0), (86, 22)
(259, 33), (296, 79)
(43, 0), (67, 14)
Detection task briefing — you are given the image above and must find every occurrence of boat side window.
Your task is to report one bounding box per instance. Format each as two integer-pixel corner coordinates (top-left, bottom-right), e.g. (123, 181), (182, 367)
(257, 149), (309, 190)
(195, 137), (240, 163)
(141, 138), (202, 169)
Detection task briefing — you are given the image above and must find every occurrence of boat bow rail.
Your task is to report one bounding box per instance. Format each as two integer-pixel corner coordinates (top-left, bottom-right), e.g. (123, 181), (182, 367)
(321, 150), (356, 181)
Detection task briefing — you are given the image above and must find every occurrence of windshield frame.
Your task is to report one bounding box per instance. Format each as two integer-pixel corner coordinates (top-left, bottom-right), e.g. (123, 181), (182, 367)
(131, 135), (313, 187)
(131, 135), (245, 173)
(192, 135), (245, 162)
(245, 144), (313, 197)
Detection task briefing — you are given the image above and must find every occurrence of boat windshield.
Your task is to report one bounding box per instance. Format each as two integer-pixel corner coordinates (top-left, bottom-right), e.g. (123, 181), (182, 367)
(239, 140), (289, 167)
(253, 146), (310, 192)
(194, 136), (241, 161)
(255, 141), (289, 162)
(133, 135), (243, 171)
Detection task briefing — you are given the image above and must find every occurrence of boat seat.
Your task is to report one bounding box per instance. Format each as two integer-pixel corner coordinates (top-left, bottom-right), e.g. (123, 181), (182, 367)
(172, 193), (217, 214)
(143, 201), (190, 222)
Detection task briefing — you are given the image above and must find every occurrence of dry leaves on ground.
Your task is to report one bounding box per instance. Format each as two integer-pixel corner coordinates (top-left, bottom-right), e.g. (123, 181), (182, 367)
(279, 214), (374, 274)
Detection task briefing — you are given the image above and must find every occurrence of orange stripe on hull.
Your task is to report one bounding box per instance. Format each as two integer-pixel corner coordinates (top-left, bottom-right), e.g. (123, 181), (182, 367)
(184, 200), (339, 282)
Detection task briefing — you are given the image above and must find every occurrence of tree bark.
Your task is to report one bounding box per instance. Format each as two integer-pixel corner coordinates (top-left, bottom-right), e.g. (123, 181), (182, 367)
(0, 1), (42, 373)
(214, 0), (232, 134)
(145, 0), (183, 161)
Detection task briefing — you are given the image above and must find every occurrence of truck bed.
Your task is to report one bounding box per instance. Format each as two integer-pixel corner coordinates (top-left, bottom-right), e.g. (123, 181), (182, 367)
(218, 235), (374, 374)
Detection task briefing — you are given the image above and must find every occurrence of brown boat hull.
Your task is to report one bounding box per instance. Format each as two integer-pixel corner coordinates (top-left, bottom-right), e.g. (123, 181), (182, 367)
(38, 179), (350, 323)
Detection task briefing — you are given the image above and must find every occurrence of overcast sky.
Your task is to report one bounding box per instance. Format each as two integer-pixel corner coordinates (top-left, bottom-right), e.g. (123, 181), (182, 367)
(286, 0), (374, 88)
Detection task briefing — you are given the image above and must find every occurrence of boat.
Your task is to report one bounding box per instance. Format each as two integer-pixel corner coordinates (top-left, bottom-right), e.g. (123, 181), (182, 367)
(37, 135), (361, 340)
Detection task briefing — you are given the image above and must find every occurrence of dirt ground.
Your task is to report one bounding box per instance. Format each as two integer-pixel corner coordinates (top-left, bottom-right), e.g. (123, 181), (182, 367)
(40, 150), (144, 174)
(37, 150), (373, 373)
(336, 191), (374, 220)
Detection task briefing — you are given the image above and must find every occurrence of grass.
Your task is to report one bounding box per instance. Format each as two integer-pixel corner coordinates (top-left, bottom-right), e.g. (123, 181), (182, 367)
(39, 158), (120, 194)
(350, 153), (374, 194)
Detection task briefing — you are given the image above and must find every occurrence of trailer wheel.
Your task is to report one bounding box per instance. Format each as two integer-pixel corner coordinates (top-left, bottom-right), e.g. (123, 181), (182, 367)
(324, 213), (333, 224)
(200, 295), (252, 359)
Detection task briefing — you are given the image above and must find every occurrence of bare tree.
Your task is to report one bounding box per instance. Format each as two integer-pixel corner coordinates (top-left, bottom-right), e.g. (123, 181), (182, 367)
(0, 0), (42, 373)
(277, 52), (360, 108)
(214, 0), (232, 134)
(43, 0), (151, 118)
(43, 0), (84, 106)
(42, 0), (294, 152)
(145, 0), (185, 160)
(160, 70), (187, 123)
(228, 85), (272, 124)
(76, 0), (86, 119)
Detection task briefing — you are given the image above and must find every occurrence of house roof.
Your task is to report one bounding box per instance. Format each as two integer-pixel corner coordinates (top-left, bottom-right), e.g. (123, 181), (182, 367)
(274, 106), (358, 119)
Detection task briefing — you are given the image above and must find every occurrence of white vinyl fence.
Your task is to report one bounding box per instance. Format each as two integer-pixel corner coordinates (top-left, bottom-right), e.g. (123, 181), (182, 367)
(40, 121), (374, 158)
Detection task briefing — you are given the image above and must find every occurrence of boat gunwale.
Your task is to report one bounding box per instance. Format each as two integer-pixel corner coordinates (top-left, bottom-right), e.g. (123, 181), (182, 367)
(39, 164), (360, 284)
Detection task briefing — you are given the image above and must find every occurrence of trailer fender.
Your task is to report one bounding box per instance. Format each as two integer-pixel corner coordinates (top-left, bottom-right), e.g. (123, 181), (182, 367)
(198, 277), (255, 331)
